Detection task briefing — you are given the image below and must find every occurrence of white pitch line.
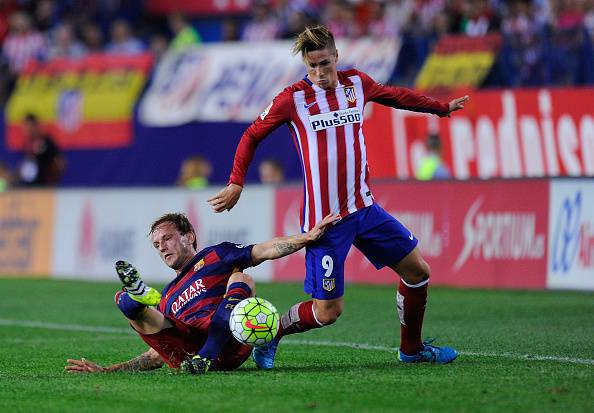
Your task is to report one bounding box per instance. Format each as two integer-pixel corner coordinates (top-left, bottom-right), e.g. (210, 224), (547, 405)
(0, 319), (132, 334)
(2, 319), (593, 366)
(281, 339), (594, 366)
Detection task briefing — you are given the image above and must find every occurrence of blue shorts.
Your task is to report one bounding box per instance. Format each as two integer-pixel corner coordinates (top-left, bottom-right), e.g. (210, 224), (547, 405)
(304, 203), (418, 300)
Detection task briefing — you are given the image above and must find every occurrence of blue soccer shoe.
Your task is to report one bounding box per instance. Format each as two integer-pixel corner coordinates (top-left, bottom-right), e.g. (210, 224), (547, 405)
(252, 338), (280, 370)
(398, 339), (458, 364)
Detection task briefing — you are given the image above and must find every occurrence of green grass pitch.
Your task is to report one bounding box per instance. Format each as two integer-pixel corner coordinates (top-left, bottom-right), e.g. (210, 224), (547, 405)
(1, 277), (592, 413)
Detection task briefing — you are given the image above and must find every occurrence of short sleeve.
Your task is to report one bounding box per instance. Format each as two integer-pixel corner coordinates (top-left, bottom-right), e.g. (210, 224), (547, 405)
(217, 242), (255, 270)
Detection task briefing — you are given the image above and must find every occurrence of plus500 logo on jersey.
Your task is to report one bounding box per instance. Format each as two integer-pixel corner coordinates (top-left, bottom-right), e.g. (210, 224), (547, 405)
(309, 108), (362, 131)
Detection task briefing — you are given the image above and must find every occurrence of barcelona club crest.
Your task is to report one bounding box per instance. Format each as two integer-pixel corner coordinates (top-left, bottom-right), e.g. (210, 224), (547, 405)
(194, 259), (205, 272)
(323, 278), (335, 292)
(344, 86), (356, 103)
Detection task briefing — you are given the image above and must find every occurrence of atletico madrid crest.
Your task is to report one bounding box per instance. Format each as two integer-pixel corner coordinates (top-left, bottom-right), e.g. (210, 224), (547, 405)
(323, 278), (335, 292)
(344, 86), (356, 103)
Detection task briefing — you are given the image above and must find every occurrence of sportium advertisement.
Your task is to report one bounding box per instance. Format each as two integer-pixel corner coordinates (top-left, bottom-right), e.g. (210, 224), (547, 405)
(273, 180), (550, 289)
(5, 53), (152, 150)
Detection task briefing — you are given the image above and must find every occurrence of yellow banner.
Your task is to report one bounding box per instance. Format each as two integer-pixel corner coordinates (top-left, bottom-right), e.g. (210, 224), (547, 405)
(7, 70), (147, 123)
(5, 54), (152, 150)
(0, 190), (55, 276)
(416, 51), (495, 90)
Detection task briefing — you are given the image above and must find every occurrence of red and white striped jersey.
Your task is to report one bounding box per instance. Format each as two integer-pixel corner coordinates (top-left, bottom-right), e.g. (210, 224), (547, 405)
(229, 69), (449, 231)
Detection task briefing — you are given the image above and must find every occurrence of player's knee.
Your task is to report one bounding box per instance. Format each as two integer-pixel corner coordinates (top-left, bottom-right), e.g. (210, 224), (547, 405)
(402, 259), (430, 285)
(314, 302), (343, 325)
(229, 272), (256, 295)
(316, 308), (342, 325)
(420, 260), (431, 279)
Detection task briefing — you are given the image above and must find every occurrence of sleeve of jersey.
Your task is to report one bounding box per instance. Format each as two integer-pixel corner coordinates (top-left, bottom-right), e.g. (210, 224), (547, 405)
(359, 71), (449, 117)
(228, 92), (292, 186)
(219, 242), (256, 270)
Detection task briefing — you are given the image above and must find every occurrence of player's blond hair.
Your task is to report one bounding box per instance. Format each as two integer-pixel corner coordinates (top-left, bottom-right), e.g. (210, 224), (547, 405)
(150, 213), (197, 249)
(292, 25), (336, 57)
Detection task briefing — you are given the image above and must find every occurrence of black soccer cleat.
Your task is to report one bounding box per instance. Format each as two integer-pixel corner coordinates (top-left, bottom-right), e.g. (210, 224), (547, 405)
(115, 260), (161, 306)
(115, 260), (140, 287)
(180, 355), (212, 375)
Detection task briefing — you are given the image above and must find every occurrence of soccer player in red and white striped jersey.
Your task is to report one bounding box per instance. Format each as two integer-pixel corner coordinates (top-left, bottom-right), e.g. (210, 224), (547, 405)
(209, 25), (469, 366)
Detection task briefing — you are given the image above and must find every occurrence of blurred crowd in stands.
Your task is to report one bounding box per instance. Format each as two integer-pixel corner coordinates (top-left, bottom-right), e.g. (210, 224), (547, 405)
(0, 0), (592, 101)
(0, 0), (593, 189)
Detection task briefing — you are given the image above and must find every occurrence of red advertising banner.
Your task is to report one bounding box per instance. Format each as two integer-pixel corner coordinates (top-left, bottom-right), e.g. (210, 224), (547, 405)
(439, 180), (548, 288)
(364, 88), (594, 179)
(273, 180), (549, 289)
(6, 53), (152, 150)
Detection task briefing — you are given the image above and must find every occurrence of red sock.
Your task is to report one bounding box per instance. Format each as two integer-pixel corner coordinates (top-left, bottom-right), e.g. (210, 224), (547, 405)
(397, 279), (428, 355)
(277, 300), (323, 338)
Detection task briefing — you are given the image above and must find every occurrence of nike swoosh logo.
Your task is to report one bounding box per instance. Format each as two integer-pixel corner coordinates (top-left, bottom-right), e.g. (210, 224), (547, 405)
(245, 319), (268, 330)
(304, 101), (317, 109)
(409, 233), (414, 240)
(227, 297), (241, 302)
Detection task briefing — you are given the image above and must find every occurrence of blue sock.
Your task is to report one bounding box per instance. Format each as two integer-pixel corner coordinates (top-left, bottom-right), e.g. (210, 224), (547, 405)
(114, 290), (146, 320)
(198, 282), (251, 360)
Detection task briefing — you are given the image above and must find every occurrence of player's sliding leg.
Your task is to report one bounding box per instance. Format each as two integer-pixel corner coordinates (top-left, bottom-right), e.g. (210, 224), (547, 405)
(391, 248), (457, 364)
(114, 290), (172, 334)
(182, 272), (254, 375)
(115, 260), (161, 306)
(114, 260), (167, 334)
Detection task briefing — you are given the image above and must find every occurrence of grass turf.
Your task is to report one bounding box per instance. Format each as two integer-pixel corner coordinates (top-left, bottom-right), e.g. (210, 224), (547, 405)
(0, 277), (592, 413)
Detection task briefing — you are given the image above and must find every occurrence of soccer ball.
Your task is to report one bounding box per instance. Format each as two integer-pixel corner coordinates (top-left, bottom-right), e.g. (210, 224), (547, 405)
(229, 297), (279, 347)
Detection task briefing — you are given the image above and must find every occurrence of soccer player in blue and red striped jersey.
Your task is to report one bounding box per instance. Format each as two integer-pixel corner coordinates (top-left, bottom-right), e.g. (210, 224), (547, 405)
(209, 25), (469, 368)
(65, 212), (339, 375)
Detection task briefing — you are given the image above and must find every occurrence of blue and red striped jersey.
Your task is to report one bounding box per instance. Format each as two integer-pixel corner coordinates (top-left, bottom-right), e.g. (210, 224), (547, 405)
(158, 242), (254, 327)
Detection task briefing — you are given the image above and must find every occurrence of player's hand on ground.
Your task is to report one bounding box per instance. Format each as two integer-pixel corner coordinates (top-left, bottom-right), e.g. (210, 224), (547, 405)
(307, 213), (341, 242)
(208, 184), (242, 212)
(65, 358), (105, 373)
(447, 95), (470, 116)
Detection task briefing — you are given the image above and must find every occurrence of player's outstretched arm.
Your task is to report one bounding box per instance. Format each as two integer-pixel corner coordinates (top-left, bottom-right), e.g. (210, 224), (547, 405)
(446, 95), (470, 116)
(208, 183), (243, 213)
(251, 213), (341, 266)
(65, 348), (164, 373)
